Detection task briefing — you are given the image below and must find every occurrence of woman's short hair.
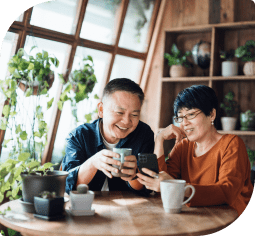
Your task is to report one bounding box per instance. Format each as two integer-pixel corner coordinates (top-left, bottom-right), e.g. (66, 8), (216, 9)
(173, 85), (218, 116)
(102, 78), (144, 105)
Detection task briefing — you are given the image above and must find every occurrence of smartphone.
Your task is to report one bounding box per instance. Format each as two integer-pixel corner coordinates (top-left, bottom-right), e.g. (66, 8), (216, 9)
(138, 153), (159, 177)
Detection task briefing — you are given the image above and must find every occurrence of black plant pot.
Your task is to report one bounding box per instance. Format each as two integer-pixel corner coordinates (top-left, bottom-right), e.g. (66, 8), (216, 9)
(21, 170), (69, 203)
(34, 196), (65, 220)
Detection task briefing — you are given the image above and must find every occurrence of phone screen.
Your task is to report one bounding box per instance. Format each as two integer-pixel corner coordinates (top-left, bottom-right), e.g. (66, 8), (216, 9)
(138, 153), (159, 177)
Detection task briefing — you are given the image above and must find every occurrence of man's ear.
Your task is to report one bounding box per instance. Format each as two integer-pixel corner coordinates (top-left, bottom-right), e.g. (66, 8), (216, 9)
(97, 102), (103, 118)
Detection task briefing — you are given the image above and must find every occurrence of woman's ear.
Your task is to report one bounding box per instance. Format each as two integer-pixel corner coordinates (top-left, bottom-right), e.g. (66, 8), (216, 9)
(210, 108), (216, 120)
(97, 102), (103, 118)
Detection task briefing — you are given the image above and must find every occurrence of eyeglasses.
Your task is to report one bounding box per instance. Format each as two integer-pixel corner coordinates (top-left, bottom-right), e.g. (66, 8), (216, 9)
(174, 110), (203, 123)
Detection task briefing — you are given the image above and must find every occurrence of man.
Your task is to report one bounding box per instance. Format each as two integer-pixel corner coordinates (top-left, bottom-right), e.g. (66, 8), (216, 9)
(62, 78), (154, 194)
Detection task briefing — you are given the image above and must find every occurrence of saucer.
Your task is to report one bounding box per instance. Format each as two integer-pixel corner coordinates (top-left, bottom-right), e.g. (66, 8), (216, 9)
(34, 213), (66, 221)
(18, 198), (36, 213)
(68, 207), (95, 216)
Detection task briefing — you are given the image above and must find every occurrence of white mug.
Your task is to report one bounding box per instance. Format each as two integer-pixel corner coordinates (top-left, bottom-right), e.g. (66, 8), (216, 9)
(160, 179), (195, 214)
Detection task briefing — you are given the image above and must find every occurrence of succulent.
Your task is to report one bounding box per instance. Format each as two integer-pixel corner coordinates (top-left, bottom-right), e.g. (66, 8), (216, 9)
(77, 184), (89, 194)
(39, 191), (56, 199)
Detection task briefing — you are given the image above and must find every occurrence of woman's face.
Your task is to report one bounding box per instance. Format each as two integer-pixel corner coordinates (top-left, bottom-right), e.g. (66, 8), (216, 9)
(178, 107), (215, 143)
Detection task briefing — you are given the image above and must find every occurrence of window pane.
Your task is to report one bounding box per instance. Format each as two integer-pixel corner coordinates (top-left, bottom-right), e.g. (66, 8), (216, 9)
(110, 55), (144, 83)
(80, 0), (121, 44)
(30, 0), (80, 34)
(52, 47), (111, 164)
(119, 0), (155, 52)
(0, 32), (18, 81)
(0, 36), (71, 161)
(15, 13), (24, 22)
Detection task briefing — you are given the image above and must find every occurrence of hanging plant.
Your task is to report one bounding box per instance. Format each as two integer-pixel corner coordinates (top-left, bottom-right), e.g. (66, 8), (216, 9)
(58, 55), (98, 123)
(7, 47), (59, 96)
(0, 47), (58, 162)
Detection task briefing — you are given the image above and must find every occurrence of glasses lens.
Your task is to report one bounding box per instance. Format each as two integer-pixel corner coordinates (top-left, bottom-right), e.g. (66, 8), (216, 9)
(174, 117), (182, 123)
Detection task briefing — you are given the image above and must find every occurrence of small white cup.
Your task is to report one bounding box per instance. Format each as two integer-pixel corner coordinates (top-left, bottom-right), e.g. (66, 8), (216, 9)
(160, 179), (195, 214)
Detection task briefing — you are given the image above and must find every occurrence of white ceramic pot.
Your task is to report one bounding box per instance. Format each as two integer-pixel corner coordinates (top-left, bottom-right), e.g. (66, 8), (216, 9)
(70, 190), (94, 211)
(221, 117), (237, 131)
(221, 61), (238, 76)
(243, 61), (255, 75)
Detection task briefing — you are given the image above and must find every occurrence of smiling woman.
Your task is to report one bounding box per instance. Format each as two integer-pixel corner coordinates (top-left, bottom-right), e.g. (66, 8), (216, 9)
(137, 85), (254, 217)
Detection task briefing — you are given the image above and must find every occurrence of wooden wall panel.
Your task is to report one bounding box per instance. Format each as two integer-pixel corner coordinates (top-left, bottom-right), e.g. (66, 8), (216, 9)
(220, 0), (236, 23)
(236, 0), (255, 22)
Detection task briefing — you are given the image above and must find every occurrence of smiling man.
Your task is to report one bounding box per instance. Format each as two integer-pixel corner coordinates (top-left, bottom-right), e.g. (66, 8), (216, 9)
(62, 78), (154, 194)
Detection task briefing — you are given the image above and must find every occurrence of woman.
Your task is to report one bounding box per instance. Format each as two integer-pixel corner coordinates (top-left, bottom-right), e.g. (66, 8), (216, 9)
(137, 85), (253, 216)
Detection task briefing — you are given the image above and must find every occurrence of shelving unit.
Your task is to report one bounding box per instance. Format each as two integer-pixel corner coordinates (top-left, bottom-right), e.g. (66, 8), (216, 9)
(158, 21), (255, 154)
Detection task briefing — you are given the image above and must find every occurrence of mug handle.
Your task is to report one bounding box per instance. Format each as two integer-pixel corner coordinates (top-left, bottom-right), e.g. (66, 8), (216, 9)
(182, 185), (195, 205)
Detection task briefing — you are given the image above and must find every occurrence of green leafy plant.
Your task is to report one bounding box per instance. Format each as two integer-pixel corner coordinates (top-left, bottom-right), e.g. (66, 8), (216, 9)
(0, 77), (54, 160)
(220, 91), (239, 117)
(235, 40), (255, 62)
(220, 49), (235, 61)
(246, 146), (255, 169)
(164, 44), (192, 67)
(7, 47), (59, 96)
(0, 47), (58, 162)
(58, 56), (98, 123)
(0, 154), (55, 203)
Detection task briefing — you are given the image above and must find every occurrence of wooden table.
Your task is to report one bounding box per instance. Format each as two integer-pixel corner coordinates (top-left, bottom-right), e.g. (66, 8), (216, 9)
(0, 191), (238, 236)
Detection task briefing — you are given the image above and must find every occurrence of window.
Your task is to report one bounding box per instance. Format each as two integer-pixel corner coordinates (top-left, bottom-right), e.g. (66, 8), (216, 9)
(0, 0), (159, 162)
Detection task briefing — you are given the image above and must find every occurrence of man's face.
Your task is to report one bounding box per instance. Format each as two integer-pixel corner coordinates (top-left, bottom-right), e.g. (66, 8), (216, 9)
(98, 91), (141, 144)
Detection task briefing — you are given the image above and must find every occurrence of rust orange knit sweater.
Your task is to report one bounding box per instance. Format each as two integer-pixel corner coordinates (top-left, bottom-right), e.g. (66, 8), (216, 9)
(158, 134), (253, 216)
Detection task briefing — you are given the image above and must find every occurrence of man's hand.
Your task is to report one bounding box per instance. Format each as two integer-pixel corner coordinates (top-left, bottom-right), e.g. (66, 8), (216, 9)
(90, 149), (121, 178)
(120, 155), (138, 181)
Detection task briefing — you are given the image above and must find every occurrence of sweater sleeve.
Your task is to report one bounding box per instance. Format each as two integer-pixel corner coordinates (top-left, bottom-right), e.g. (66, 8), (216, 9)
(187, 136), (251, 211)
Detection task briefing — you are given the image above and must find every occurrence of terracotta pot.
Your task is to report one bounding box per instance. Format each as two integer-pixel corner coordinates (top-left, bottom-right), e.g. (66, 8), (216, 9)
(221, 117), (237, 131)
(170, 65), (189, 77)
(243, 61), (255, 76)
(18, 73), (54, 95)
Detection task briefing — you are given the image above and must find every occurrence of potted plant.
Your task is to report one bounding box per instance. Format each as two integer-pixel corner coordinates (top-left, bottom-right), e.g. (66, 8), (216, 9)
(164, 44), (192, 77)
(0, 153), (68, 205)
(69, 184), (95, 216)
(240, 110), (255, 131)
(58, 55), (98, 123)
(220, 49), (238, 76)
(235, 40), (255, 75)
(7, 47), (59, 96)
(220, 91), (239, 131)
(34, 191), (65, 220)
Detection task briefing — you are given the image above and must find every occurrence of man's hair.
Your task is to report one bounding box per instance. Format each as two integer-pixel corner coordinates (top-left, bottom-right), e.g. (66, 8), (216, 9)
(102, 78), (144, 104)
(173, 85), (218, 117)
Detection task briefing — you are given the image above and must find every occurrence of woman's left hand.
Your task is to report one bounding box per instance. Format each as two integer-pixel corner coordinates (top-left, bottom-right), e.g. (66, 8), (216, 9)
(137, 168), (174, 192)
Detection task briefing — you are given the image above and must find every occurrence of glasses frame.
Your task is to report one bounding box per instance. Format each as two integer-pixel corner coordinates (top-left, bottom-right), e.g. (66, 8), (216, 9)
(174, 110), (203, 123)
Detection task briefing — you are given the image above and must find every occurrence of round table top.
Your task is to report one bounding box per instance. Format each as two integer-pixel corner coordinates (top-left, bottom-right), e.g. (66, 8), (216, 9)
(0, 191), (238, 236)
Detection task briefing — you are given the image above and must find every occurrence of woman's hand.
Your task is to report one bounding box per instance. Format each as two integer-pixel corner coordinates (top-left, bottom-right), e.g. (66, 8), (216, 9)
(120, 155), (138, 181)
(136, 168), (174, 192)
(157, 124), (186, 144)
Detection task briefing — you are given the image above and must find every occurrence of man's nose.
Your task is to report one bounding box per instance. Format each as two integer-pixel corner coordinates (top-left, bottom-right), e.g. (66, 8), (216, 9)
(182, 116), (190, 125)
(122, 114), (131, 125)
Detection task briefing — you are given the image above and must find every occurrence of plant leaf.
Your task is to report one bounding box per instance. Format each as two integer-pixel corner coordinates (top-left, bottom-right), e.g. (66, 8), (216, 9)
(18, 152), (30, 162)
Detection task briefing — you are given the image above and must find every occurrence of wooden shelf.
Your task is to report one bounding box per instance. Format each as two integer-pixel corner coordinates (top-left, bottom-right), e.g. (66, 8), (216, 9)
(158, 128), (255, 136)
(162, 76), (255, 82)
(218, 130), (255, 135)
(159, 20), (255, 154)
